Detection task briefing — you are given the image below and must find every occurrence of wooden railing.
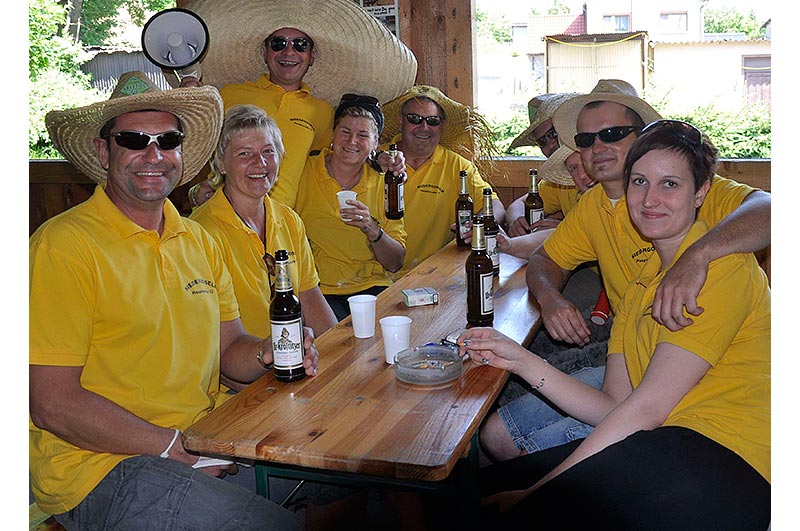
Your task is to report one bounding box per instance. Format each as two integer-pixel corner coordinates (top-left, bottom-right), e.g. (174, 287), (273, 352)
(29, 158), (771, 236)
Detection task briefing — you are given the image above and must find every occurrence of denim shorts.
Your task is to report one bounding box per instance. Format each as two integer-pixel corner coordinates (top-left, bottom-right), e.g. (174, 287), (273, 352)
(54, 455), (300, 531)
(498, 366), (605, 453)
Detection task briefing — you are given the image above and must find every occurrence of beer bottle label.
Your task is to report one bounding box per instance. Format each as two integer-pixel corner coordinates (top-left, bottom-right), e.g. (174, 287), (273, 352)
(527, 208), (544, 225)
(486, 234), (499, 268)
(271, 318), (304, 370)
(398, 182), (404, 210)
(457, 210), (472, 236)
(480, 272), (494, 314)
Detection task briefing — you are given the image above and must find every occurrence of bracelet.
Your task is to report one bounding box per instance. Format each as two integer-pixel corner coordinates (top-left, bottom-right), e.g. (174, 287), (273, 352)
(533, 359), (549, 389)
(159, 428), (181, 459)
(368, 228), (384, 244)
(256, 339), (274, 371)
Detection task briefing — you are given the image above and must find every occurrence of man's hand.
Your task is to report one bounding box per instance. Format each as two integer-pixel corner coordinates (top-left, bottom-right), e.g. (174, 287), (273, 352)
(506, 216), (530, 237)
(376, 150), (407, 182)
(303, 326), (319, 376)
(652, 249), (706, 331)
(539, 295), (591, 345)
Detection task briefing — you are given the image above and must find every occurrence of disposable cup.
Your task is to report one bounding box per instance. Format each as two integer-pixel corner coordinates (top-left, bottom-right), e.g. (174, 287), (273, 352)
(379, 316), (412, 364)
(348, 294), (377, 338)
(336, 190), (357, 220)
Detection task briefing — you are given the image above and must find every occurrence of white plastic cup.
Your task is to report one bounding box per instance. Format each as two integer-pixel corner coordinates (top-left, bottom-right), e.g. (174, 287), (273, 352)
(336, 190), (357, 220)
(379, 315), (412, 364)
(348, 294), (377, 338)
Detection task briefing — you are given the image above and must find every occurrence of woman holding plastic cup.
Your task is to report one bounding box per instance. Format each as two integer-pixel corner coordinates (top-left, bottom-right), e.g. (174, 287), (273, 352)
(292, 94), (407, 320)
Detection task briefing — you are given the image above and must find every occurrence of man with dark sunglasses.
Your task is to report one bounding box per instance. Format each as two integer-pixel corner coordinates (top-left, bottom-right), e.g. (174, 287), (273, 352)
(179, 0), (416, 213)
(379, 85), (505, 278)
(479, 79), (770, 463)
(32, 72), (316, 530)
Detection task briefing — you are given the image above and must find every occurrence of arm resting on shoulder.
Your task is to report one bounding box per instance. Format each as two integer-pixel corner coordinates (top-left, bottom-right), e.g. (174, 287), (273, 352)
(654, 190), (771, 331)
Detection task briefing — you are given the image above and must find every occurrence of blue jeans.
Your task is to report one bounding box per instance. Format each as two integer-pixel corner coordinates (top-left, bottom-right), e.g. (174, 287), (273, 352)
(54, 456), (300, 531)
(498, 366), (605, 453)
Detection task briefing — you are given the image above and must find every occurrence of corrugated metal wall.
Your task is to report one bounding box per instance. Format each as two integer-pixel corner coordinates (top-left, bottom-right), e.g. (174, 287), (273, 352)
(545, 36), (646, 95)
(80, 49), (171, 94)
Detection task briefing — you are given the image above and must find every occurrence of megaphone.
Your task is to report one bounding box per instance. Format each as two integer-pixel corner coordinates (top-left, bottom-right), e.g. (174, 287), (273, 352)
(142, 8), (209, 80)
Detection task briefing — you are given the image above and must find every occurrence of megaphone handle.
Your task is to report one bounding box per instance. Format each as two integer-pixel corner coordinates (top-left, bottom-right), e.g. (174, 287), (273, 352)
(175, 65), (203, 87)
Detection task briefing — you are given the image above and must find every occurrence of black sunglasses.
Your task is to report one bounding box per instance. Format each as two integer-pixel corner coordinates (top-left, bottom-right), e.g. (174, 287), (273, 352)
(109, 131), (184, 151)
(268, 36), (311, 53)
(640, 120), (702, 145)
(574, 126), (641, 148)
(535, 126), (558, 148)
(405, 113), (442, 126)
(340, 93), (380, 107)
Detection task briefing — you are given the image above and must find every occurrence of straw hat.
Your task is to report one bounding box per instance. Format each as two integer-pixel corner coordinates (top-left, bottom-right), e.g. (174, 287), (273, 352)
(46, 71), (223, 186)
(380, 85), (498, 166)
(540, 145), (578, 187)
(553, 79), (662, 151)
(184, 0), (418, 106)
(509, 92), (581, 150)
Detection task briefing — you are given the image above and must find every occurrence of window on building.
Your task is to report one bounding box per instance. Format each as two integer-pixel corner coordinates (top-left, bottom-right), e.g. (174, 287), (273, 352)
(660, 12), (688, 33)
(602, 14), (630, 32)
(743, 55), (771, 105)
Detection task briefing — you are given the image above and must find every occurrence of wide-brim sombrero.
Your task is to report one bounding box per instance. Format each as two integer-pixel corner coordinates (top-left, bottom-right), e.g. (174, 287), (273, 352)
(509, 92), (581, 150)
(540, 145), (578, 187)
(183, 0), (418, 106)
(553, 79), (662, 151)
(46, 71), (223, 185)
(379, 85), (499, 174)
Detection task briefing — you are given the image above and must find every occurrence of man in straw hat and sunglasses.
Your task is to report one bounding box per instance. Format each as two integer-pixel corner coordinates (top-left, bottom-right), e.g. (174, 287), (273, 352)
(379, 85), (506, 278)
(181, 0), (416, 209)
(30, 71), (318, 530)
(480, 79), (770, 463)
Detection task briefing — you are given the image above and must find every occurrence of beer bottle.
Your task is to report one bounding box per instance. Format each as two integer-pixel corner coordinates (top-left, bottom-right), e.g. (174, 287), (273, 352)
(523, 169), (544, 233)
(384, 143), (404, 219)
(466, 214), (494, 327)
(481, 188), (500, 276)
(455, 170), (473, 247)
(269, 249), (306, 382)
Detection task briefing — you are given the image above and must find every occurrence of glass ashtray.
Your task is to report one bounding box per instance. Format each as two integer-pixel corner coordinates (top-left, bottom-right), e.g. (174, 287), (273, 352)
(394, 344), (463, 385)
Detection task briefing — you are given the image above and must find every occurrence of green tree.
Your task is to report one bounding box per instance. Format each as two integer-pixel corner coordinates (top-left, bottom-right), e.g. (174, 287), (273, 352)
(74, 0), (174, 46)
(476, 8), (511, 44)
(704, 7), (765, 39)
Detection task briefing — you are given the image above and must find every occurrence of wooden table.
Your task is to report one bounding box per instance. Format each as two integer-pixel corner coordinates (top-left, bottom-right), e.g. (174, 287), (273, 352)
(183, 241), (541, 495)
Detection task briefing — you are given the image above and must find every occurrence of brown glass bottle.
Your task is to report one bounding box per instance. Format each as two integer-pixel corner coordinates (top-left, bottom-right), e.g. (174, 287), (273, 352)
(523, 169), (544, 233)
(481, 188), (500, 276)
(269, 249), (306, 382)
(384, 143), (404, 219)
(455, 170), (473, 247)
(466, 214), (494, 327)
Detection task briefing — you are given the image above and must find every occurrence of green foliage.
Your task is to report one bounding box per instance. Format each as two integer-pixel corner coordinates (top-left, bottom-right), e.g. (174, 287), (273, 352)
(78, 0), (175, 46)
(548, 0), (573, 16)
(29, 69), (103, 159)
(490, 114), (542, 157)
(476, 8), (511, 44)
(29, 0), (87, 80)
(704, 7), (765, 39)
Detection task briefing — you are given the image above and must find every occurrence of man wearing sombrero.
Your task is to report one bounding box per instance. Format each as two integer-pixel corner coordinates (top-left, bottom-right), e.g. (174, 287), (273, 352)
(181, 0), (416, 208)
(380, 85), (506, 278)
(482, 78), (771, 462)
(30, 71), (314, 529)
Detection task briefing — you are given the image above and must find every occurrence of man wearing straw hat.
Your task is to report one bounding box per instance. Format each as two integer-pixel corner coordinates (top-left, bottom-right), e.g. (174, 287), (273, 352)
(30, 71), (316, 529)
(181, 0), (416, 209)
(504, 92), (581, 237)
(380, 85), (506, 278)
(481, 79), (770, 462)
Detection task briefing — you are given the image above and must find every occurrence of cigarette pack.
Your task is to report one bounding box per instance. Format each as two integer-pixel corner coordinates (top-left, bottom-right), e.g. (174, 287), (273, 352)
(401, 287), (440, 307)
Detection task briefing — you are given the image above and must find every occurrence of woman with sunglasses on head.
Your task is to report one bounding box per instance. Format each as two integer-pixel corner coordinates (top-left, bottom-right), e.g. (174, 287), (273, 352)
(460, 121), (770, 530)
(190, 104), (337, 390)
(292, 94), (407, 320)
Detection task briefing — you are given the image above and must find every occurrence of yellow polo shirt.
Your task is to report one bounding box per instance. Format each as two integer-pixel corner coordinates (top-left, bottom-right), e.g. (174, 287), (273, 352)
(29, 186), (238, 514)
(294, 148), (406, 295)
(221, 74), (334, 207)
(543, 175), (755, 312)
(190, 189), (320, 338)
(608, 222), (770, 482)
(382, 142), (497, 277)
(539, 181), (582, 216)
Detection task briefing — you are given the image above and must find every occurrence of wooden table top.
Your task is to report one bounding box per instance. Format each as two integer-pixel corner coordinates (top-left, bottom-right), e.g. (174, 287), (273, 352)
(183, 241), (541, 482)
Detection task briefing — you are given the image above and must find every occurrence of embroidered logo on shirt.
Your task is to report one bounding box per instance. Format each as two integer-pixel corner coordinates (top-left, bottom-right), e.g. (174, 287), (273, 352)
(631, 246), (655, 263)
(290, 117), (316, 132)
(418, 184), (445, 194)
(184, 278), (217, 294)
